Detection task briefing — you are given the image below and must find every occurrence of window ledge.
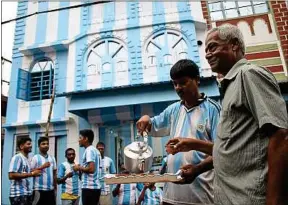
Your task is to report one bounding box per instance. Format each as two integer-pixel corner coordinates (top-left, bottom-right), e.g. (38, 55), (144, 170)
(2, 117), (71, 128)
(19, 40), (68, 56)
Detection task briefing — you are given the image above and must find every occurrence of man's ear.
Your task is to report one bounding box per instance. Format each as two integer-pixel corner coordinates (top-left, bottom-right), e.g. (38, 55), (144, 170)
(231, 38), (240, 51)
(196, 76), (200, 85)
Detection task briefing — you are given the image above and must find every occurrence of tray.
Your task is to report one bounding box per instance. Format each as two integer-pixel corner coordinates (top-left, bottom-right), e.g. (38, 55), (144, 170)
(104, 173), (182, 185)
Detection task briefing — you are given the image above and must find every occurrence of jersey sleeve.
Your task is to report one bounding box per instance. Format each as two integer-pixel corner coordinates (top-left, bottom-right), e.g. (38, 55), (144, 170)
(109, 159), (116, 174)
(150, 104), (177, 137)
(57, 163), (65, 178)
(86, 148), (96, 163)
(30, 155), (37, 170)
(9, 155), (21, 173)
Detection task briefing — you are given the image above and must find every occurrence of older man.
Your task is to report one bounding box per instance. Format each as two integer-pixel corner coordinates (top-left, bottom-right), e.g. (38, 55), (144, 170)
(168, 25), (288, 205)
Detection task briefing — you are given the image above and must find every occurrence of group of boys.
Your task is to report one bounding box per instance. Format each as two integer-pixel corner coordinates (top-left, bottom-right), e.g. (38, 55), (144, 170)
(9, 129), (163, 205)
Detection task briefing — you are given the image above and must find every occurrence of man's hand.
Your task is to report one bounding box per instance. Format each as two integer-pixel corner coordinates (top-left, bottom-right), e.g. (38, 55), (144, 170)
(136, 115), (151, 135)
(42, 162), (51, 169)
(73, 164), (81, 172)
(174, 164), (199, 184)
(32, 169), (42, 177)
(166, 138), (195, 155)
(66, 172), (73, 178)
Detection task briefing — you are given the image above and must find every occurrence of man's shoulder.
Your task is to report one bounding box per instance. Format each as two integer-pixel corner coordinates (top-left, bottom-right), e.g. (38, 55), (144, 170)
(240, 61), (275, 80)
(11, 153), (22, 161)
(204, 98), (221, 114)
(104, 156), (113, 162)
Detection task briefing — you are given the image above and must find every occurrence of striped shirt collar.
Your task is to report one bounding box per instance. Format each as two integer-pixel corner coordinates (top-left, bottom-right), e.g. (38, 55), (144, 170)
(180, 93), (207, 112)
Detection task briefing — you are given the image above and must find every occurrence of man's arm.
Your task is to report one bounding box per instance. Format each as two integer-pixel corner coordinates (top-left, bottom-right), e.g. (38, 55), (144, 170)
(267, 128), (288, 205)
(9, 170), (41, 180)
(166, 138), (214, 156)
(112, 184), (121, 197)
(74, 162), (95, 174)
(31, 162), (51, 171)
(177, 156), (213, 184)
(136, 185), (148, 205)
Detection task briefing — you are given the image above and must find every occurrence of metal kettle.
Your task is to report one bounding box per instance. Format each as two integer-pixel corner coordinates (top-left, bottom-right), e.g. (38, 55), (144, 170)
(124, 132), (153, 173)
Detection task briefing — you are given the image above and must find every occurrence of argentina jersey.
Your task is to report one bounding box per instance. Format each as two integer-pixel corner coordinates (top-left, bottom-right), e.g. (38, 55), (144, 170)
(100, 156), (116, 194)
(150, 95), (220, 204)
(31, 154), (57, 191)
(116, 183), (142, 205)
(9, 153), (32, 197)
(142, 187), (163, 205)
(58, 161), (80, 195)
(81, 145), (101, 189)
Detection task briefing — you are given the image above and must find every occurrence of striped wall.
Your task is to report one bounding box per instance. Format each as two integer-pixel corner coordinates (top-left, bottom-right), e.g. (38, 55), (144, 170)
(245, 43), (285, 76)
(18, 1), (205, 94)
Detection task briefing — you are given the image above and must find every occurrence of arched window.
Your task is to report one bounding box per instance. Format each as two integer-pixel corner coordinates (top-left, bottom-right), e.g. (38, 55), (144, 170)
(144, 30), (189, 82)
(86, 39), (128, 88)
(30, 59), (54, 101)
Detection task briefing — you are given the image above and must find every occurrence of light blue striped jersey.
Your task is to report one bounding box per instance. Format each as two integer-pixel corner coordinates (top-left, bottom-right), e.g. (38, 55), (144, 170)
(9, 153), (32, 197)
(115, 183), (143, 205)
(30, 154), (57, 191)
(150, 95), (220, 204)
(142, 187), (163, 205)
(58, 161), (81, 196)
(99, 156), (116, 195)
(81, 145), (101, 189)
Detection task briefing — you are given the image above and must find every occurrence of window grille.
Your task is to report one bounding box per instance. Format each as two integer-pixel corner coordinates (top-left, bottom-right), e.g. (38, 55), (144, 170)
(30, 59), (54, 101)
(208, 1), (269, 21)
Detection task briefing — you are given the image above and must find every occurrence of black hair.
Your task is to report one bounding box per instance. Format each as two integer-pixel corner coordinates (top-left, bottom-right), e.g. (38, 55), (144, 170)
(96, 142), (105, 148)
(170, 59), (200, 80)
(65, 148), (75, 156)
(17, 137), (32, 149)
(38, 137), (49, 146)
(79, 129), (94, 144)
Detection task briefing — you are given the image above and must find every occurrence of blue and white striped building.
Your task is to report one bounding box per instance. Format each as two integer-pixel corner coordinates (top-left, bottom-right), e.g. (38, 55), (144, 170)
(2, 1), (220, 204)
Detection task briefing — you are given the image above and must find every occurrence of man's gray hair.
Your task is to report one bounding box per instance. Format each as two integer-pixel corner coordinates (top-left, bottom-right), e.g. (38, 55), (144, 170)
(207, 24), (245, 54)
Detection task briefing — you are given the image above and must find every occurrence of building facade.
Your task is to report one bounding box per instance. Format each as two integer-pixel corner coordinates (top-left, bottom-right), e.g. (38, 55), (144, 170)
(2, 1), (287, 204)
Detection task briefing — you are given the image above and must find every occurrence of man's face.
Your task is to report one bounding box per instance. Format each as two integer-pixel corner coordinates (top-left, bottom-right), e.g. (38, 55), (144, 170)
(20, 140), (32, 154)
(78, 135), (86, 147)
(205, 31), (234, 74)
(39, 140), (49, 153)
(96, 144), (105, 157)
(172, 76), (199, 102)
(66, 150), (76, 162)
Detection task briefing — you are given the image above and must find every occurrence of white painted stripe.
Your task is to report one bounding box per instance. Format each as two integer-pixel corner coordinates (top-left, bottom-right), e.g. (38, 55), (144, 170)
(139, 2), (156, 83)
(45, 1), (59, 43)
(114, 2), (129, 87)
(68, 2), (81, 40)
(66, 114), (80, 164)
(24, 1), (38, 46)
(163, 2), (178, 22)
(89, 3), (104, 32)
(66, 42), (76, 92)
(189, 1), (204, 21)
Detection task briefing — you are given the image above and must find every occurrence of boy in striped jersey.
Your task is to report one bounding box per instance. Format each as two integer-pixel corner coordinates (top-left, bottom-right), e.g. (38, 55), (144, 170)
(31, 137), (57, 205)
(136, 183), (163, 205)
(96, 142), (116, 205)
(57, 148), (81, 205)
(73, 129), (101, 205)
(9, 137), (41, 205)
(137, 59), (220, 205)
(112, 167), (143, 205)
